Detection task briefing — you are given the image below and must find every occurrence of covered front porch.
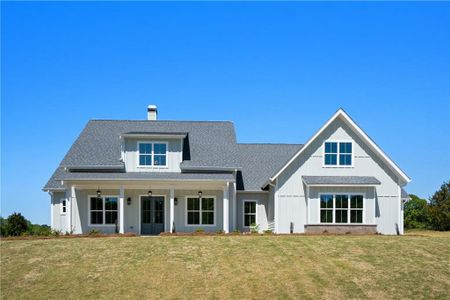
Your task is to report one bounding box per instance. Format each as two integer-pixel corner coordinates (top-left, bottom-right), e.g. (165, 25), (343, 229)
(62, 178), (235, 235)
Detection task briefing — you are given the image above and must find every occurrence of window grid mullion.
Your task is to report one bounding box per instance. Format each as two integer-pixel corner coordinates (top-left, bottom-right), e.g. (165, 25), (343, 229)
(151, 143), (154, 166)
(103, 197), (105, 225)
(348, 194), (350, 224)
(332, 195), (336, 224)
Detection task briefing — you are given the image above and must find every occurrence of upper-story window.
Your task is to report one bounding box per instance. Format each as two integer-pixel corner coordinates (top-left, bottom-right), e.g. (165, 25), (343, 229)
(324, 141), (352, 166)
(138, 142), (167, 167)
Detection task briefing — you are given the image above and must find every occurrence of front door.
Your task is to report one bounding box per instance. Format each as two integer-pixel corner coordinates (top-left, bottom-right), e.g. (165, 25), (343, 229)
(141, 196), (165, 235)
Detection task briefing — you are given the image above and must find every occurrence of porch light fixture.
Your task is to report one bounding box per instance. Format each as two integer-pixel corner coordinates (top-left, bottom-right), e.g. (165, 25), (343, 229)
(198, 191), (202, 198)
(96, 189), (102, 198)
(174, 198), (178, 205)
(127, 197), (132, 205)
(148, 190), (152, 197)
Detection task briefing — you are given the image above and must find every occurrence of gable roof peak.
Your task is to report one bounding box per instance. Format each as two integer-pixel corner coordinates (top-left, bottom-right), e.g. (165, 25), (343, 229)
(266, 108), (411, 186)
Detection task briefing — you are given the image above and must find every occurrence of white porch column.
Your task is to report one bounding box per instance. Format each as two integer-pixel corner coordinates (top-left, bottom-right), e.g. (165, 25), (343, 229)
(274, 179), (279, 233)
(50, 193), (54, 230)
(223, 182), (229, 233)
(169, 188), (175, 233)
(69, 185), (75, 232)
(232, 181), (237, 231)
(119, 186), (125, 234)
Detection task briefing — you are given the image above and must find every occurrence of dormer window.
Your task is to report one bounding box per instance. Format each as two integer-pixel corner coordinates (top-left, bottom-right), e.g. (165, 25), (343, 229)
(324, 141), (352, 166)
(138, 142), (167, 167)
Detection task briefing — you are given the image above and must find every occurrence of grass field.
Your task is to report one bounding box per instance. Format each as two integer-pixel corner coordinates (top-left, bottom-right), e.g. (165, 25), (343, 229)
(1, 231), (450, 299)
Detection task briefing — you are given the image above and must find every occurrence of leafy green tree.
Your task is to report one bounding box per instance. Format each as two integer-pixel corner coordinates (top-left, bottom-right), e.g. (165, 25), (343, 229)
(6, 213), (28, 236)
(428, 181), (450, 231)
(0, 217), (8, 236)
(404, 194), (429, 229)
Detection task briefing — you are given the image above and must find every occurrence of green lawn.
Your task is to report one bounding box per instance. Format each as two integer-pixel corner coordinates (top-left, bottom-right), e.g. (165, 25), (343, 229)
(1, 232), (450, 299)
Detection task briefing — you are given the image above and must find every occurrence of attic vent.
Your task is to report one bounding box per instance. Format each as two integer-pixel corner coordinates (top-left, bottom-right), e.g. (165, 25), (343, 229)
(147, 105), (157, 120)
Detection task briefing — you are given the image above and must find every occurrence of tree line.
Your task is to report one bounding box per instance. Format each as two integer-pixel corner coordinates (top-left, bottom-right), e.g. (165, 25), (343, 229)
(405, 181), (450, 231)
(0, 213), (51, 237)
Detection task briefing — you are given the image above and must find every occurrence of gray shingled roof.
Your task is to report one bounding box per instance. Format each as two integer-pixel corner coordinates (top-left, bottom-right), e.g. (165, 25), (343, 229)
(60, 120), (237, 168)
(302, 176), (381, 185)
(234, 144), (303, 190)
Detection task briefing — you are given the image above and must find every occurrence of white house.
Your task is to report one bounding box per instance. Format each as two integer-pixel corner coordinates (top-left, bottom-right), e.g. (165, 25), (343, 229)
(44, 106), (411, 235)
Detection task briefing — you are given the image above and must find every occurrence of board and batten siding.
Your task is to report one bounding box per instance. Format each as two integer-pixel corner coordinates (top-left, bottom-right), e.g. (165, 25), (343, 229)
(57, 188), (228, 234)
(51, 192), (68, 232)
(236, 192), (269, 232)
(124, 138), (183, 172)
(276, 117), (402, 235)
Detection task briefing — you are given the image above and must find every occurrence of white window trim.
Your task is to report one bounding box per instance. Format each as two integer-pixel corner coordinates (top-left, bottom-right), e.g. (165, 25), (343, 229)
(88, 195), (119, 227)
(185, 195), (216, 227)
(318, 192), (365, 225)
(323, 140), (354, 168)
(136, 141), (169, 169)
(243, 200), (258, 228)
(61, 198), (67, 215)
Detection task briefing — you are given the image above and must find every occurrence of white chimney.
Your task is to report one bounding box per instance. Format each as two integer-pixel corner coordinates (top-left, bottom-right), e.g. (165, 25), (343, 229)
(147, 105), (157, 120)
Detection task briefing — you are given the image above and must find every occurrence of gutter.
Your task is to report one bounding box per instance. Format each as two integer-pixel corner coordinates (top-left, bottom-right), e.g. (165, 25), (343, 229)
(180, 166), (241, 172)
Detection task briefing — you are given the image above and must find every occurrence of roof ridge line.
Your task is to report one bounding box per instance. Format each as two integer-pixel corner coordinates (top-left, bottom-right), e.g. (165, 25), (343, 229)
(88, 119), (234, 124)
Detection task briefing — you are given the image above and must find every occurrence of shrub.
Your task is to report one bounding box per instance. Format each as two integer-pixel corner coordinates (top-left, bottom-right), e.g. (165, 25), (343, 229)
(263, 229), (273, 234)
(250, 223), (259, 234)
(6, 213), (28, 236)
(89, 229), (101, 235)
(428, 181), (450, 231)
(51, 229), (62, 237)
(195, 228), (205, 233)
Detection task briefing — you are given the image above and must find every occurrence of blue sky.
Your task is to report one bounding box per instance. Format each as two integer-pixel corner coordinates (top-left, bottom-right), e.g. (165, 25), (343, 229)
(2, 2), (449, 224)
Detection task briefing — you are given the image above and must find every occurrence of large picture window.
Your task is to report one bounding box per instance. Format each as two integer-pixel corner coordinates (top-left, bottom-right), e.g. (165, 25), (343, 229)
(243, 201), (257, 227)
(186, 197), (215, 225)
(324, 141), (352, 166)
(138, 142), (167, 167)
(320, 194), (364, 224)
(89, 196), (118, 225)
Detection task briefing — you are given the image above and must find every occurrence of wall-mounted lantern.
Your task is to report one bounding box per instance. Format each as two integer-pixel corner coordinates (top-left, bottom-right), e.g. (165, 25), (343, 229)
(148, 190), (152, 197)
(127, 197), (132, 205)
(174, 197), (178, 206)
(96, 189), (102, 198)
(198, 191), (202, 198)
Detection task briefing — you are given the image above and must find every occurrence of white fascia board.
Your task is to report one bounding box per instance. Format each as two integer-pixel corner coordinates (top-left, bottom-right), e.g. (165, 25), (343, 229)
(180, 166), (241, 171)
(236, 190), (269, 193)
(42, 188), (66, 192)
(58, 178), (235, 182)
(269, 108), (411, 184)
